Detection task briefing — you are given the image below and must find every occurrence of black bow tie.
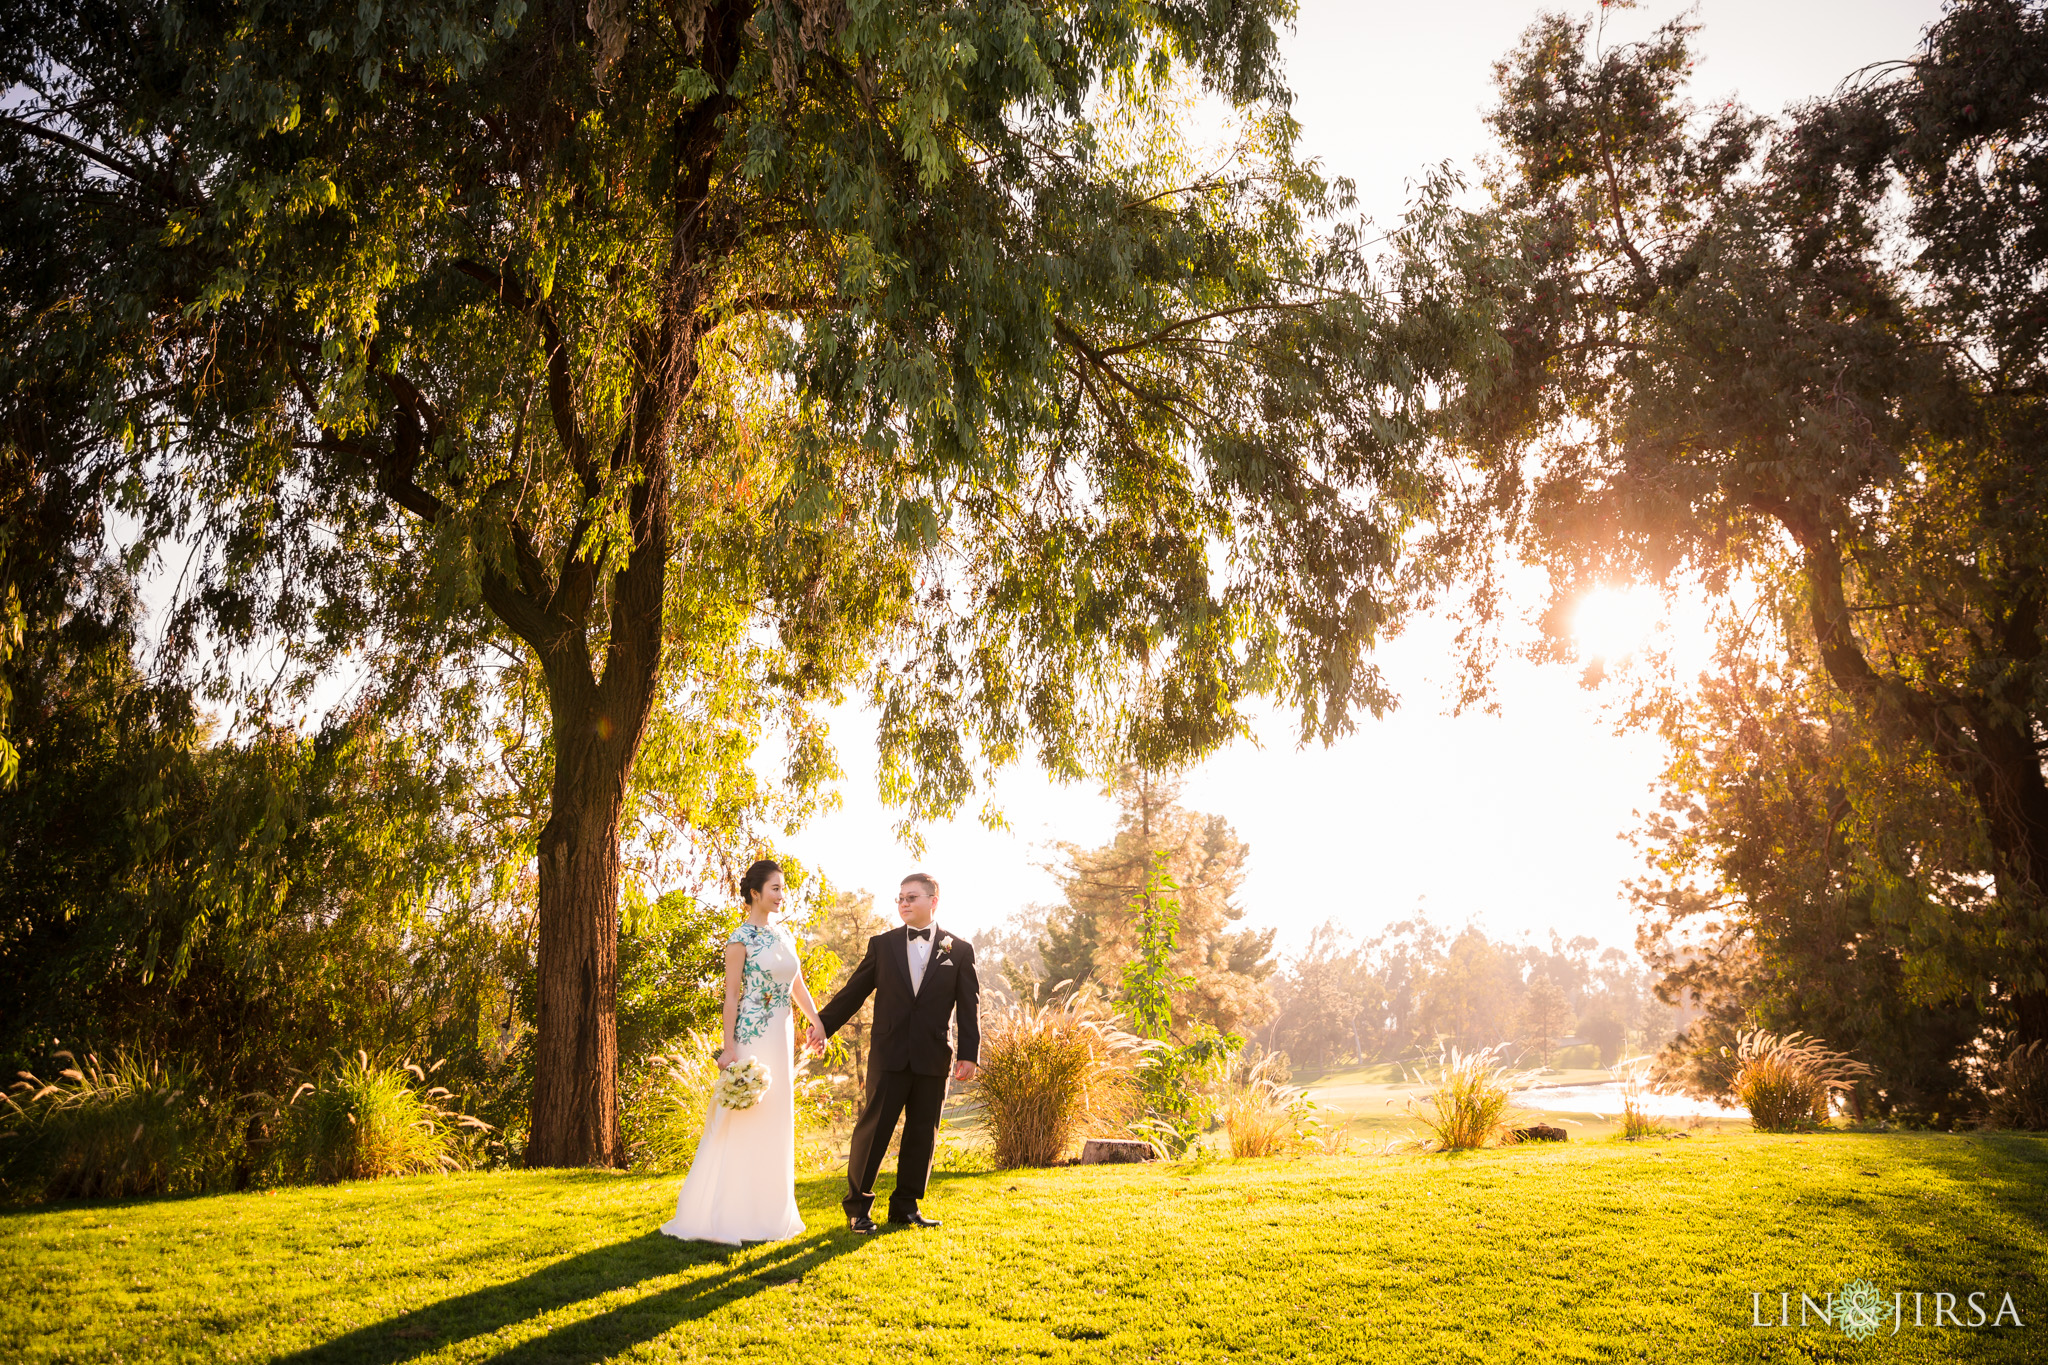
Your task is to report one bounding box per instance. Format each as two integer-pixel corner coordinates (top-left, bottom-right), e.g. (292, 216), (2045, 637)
(907, 927), (931, 942)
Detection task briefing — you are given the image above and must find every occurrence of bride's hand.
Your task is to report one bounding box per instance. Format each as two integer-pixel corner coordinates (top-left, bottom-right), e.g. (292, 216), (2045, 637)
(715, 1044), (737, 1069)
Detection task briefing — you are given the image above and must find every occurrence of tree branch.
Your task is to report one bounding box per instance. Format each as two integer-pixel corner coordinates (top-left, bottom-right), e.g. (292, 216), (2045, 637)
(1060, 301), (1324, 360)
(1, 115), (176, 201)
(452, 259), (598, 495)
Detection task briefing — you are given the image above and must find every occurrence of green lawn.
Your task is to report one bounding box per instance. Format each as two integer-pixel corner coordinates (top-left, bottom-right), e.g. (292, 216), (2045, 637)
(3, 1131), (2044, 1362)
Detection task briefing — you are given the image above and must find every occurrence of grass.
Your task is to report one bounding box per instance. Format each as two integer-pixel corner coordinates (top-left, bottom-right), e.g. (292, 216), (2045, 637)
(3, 1131), (2044, 1362)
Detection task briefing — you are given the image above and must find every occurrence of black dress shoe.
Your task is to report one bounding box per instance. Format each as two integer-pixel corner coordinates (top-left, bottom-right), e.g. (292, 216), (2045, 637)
(847, 1214), (879, 1235)
(887, 1210), (941, 1229)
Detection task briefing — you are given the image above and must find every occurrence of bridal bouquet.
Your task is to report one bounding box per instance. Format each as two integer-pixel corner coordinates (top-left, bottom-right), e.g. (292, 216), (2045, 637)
(715, 1056), (771, 1111)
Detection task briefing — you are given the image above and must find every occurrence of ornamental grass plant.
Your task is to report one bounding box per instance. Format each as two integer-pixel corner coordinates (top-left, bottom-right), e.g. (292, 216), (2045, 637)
(284, 1052), (482, 1183)
(1731, 1029), (1871, 1132)
(1400, 1046), (1531, 1151)
(1616, 1060), (1661, 1141)
(1221, 1052), (1310, 1158)
(0, 1051), (228, 1200)
(623, 1036), (721, 1170)
(972, 990), (1136, 1168)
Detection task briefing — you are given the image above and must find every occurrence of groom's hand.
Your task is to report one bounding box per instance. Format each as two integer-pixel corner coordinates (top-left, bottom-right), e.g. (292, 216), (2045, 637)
(806, 1025), (827, 1053)
(953, 1060), (978, 1083)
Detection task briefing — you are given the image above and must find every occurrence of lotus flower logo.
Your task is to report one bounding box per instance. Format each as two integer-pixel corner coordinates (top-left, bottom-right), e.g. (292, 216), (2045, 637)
(1836, 1280), (1887, 1341)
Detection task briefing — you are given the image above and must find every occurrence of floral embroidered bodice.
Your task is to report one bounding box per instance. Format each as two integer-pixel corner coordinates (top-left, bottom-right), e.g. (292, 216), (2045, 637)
(731, 922), (799, 1044)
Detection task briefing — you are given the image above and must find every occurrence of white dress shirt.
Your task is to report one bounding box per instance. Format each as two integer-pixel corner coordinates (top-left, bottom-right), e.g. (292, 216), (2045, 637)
(906, 924), (937, 993)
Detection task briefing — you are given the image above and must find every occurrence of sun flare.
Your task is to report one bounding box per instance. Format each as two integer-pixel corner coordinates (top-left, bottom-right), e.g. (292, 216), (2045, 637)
(1572, 586), (1661, 661)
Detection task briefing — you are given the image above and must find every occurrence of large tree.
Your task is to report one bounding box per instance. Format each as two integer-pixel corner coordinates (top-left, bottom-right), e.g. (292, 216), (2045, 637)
(1417, 0), (2048, 1047)
(4, 0), (1446, 1162)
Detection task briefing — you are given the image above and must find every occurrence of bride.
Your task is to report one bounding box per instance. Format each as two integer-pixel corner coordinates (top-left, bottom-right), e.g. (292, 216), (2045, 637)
(660, 859), (826, 1245)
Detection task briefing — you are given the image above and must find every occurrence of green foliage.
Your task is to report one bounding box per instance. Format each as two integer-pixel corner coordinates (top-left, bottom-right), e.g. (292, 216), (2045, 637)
(0, 1050), (232, 1202)
(616, 894), (744, 1071)
(1988, 1042), (2048, 1131)
(8, 0), (1463, 1160)
(3, 0), (1452, 817)
(620, 1035), (721, 1173)
(1130, 1022), (1240, 1158)
(1042, 769), (1275, 1036)
(1121, 853), (1190, 1041)
(1635, 659), (1992, 1122)
(282, 1053), (484, 1183)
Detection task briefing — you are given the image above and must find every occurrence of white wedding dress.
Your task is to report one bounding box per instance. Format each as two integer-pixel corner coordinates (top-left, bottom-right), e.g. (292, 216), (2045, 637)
(660, 921), (807, 1244)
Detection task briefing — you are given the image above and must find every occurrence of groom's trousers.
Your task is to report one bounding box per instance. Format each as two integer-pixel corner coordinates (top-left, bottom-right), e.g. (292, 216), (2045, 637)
(842, 1066), (946, 1218)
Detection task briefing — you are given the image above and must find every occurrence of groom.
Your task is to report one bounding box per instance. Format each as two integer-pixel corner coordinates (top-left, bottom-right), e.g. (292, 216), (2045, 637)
(813, 872), (980, 1233)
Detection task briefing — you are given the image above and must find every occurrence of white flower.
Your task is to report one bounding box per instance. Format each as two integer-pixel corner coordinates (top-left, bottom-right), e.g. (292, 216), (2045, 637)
(939, 935), (954, 953)
(715, 1056), (772, 1111)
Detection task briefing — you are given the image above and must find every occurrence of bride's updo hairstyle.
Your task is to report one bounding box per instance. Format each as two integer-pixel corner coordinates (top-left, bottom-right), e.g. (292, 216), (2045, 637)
(740, 859), (782, 906)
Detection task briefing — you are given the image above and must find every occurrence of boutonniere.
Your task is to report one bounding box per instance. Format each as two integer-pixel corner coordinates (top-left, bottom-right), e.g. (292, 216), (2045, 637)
(937, 935), (955, 958)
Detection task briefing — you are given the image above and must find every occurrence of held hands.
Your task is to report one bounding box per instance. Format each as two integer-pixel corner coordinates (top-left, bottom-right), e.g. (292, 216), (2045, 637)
(952, 1059), (979, 1083)
(804, 1024), (827, 1056)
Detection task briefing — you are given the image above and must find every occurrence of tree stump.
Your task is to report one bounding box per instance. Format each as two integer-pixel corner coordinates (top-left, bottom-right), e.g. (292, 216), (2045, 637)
(1512, 1124), (1568, 1142)
(1079, 1138), (1155, 1164)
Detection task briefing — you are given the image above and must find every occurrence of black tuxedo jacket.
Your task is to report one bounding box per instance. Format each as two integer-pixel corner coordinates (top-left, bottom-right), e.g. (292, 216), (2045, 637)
(819, 925), (980, 1076)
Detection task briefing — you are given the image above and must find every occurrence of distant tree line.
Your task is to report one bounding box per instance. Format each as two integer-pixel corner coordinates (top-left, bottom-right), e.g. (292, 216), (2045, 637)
(1261, 920), (1679, 1072)
(969, 773), (1677, 1075)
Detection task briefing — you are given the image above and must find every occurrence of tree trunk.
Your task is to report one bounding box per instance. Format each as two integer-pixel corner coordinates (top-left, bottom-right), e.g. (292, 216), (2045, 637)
(526, 718), (631, 1167)
(1799, 529), (2048, 1044)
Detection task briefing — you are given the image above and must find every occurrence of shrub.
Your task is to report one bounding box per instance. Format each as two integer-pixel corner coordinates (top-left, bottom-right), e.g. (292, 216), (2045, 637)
(1731, 1030), (1870, 1132)
(283, 1052), (483, 1182)
(623, 1034), (851, 1174)
(1402, 1046), (1530, 1151)
(1987, 1040), (2048, 1130)
(1129, 1023), (1240, 1159)
(0, 1051), (231, 1200)
(622, 1035), (720, 1171)
(972, 991), (1135, 1168)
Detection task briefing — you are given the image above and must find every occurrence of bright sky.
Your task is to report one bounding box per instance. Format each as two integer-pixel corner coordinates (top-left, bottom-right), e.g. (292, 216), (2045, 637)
(778, 0), (1945, 955)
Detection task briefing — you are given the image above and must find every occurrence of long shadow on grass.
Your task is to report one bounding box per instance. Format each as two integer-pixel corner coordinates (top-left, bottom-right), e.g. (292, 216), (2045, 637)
(1846, 1134), (2048, 1305)
(271, 1228), (859, 1365)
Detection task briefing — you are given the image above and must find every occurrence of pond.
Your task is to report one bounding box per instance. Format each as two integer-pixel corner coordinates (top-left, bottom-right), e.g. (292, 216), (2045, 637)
(1513, 1082), (1746, 1118)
